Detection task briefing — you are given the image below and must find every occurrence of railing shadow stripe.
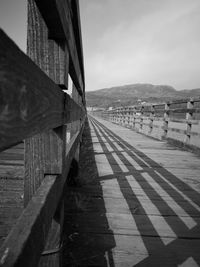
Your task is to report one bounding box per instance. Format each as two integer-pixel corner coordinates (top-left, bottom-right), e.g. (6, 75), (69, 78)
(89, 116), (200, 266)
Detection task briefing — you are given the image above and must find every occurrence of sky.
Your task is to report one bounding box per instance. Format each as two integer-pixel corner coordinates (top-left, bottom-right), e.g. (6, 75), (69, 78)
(1, 0), (200, 91)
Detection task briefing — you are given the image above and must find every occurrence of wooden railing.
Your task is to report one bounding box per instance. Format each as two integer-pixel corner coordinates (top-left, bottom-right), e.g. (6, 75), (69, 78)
(91, 98), (200, 153)
(0, 0), (86, 266)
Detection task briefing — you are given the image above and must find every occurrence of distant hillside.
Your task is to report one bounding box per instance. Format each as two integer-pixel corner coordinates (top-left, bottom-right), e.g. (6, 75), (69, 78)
(86, 84), (200, 108)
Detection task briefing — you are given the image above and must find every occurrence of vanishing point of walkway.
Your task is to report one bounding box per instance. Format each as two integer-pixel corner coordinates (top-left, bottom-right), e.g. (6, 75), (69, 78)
(63, 116), (200, 267)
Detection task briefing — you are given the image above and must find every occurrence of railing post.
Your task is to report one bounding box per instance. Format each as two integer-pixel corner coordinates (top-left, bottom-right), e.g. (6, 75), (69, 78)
(25, 2), (70, 265)
(185, 98), (194, 144)
(140, 106), (144, 131)
(149, 105), (155, 133)
(128, 108), (131, 127)
(163, 102), (170, 139)
(119, 109), (122, 124)
(132, 107), (136, 129)
(114, 110), (117, 123)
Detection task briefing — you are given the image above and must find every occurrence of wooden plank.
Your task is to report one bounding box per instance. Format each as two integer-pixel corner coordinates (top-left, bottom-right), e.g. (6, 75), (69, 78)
(25, 4), (70, 266)
(69, 0), (85, 87)
(63, 119), (200, 266)
(0, 144), (24, 247)
(34, 0), (84, 94)
(63, 232), (200, 267)
(0, 29), (65, 152)
(33, 0), (65, 40)
(64, 94), (85, 124)
(0, 122), (85, 266)
(55, 0), (84, 94)
(0, 175), (58, 267)
(25, 4), (67, 266)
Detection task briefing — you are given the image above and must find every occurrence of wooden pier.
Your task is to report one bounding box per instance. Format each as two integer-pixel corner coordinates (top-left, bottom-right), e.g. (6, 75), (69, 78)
(63, 115), (200, 266)
(1, 0), (200, 266)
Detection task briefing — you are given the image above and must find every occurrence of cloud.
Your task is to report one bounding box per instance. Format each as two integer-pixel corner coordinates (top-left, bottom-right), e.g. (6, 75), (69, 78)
(80, 0), (200, 91)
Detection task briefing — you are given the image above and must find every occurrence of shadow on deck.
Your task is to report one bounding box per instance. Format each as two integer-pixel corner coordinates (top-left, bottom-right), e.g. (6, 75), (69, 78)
(62, 117), (200, 266)
(63, 119), (116, 266)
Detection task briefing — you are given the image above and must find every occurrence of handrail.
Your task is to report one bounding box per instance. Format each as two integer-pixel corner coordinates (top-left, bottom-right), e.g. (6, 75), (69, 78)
(34, 0), (85, 94)
(91, 98), (200, 153)
(0, 30), (84, 152)
(0, 121), (85, 267)
(0, 0), (86, 266)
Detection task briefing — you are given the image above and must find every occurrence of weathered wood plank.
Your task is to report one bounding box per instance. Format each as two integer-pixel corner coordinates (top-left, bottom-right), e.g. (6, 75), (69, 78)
(0, 29), (64, 152)
(25, 4), (68, 266)
(34, 0), (84, 94)
(64, 119), (200, 266)
(0, 144), (24, 248)
(0, 30), (84, 153)
(0, 175), (58, 267)
(0, 120), (85, 267)
(55, 0), (84, 94)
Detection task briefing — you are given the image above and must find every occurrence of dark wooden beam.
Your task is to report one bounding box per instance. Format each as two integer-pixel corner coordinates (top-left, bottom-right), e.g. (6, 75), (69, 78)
(55, 0), (84, 95)
(34, 0), (65, 40)
(0, 121), (85, 267)
(34, 0), (84, 95)
(0, 30), (84, 153)
(0, 29), (64, 152)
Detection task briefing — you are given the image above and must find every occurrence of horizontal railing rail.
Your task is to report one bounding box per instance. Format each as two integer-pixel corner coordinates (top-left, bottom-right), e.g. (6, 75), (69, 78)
(91, 98), (200, 153)
(0, 30), (85, 152)
(0, 0), (86, 266)
(0, 122), (85, 267)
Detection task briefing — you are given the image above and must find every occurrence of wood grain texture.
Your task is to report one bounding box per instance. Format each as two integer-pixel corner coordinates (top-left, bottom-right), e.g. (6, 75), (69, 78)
(0, 144), (24, 248)
(34, 0), (84, 94)
(0, 29), (65, 152)
(74, 115), (200, 266)
(55, 0), (84, 94)
(0, 119), (85, 267)
(0, 175), (58, 267)
(25, 0), (65, 206)
(24, 4), (69, 267)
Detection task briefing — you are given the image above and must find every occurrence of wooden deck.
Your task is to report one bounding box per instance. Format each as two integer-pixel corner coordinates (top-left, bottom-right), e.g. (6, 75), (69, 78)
(0, 143), (24, 247)
(63, 116), (200, 267)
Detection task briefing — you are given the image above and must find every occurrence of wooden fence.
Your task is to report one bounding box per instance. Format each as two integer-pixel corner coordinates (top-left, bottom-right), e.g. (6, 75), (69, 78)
(91, 98), (200, 153)
(0, 0), (86, 266)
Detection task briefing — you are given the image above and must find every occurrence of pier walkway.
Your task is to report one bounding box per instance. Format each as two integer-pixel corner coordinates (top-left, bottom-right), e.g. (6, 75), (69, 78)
(63, 115), (200, 267)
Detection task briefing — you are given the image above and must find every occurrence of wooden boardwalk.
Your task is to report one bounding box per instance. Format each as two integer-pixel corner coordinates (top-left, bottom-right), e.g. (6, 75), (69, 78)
(63, 116), (200, 267)
(0, 143), (24, 247)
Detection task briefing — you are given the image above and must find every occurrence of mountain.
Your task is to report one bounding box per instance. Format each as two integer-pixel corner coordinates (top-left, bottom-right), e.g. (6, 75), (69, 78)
(86, 83), (200, 108)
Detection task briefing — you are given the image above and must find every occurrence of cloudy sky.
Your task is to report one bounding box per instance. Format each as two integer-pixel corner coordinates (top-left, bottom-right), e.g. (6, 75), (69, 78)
(1, 0), (200, 91)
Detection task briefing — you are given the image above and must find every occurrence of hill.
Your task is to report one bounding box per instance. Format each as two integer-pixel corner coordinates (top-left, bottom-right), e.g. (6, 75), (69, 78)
(86, 84), (200, 108)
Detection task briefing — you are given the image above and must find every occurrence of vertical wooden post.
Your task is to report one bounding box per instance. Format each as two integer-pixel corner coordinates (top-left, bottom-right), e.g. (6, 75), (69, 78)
(71, 84), (82, 162)
(149, 105), (155, 133)
(185, 98), (194, 144)
(113, 110), (115, 123)
(140, 106), (144, 131)
(119, 109), (122, 125)
(130, 108), (133, 128)
(25, 1), (69, 265)
(163, 102), (170, 139)
(133, 107), (136, 129)
(128, 108), (131, 127)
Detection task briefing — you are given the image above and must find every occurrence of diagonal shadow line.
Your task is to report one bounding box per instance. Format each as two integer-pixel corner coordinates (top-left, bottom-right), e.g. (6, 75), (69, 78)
(91, 117), (200, 219)
(92, 117), (200, 220)
(92, 117), (200, 206)
(134, 224), (200, 266)
(89, 116), (200, 265)
(90, 119), (167, 254)
(63, 118), (116, 267)
(91, 118), (197, 235)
